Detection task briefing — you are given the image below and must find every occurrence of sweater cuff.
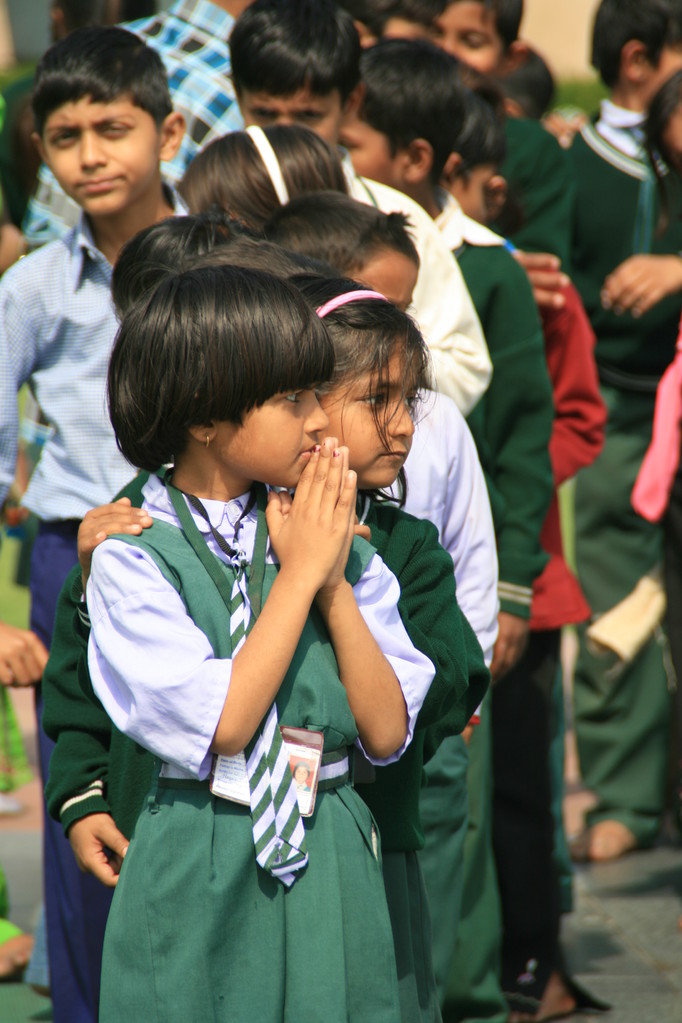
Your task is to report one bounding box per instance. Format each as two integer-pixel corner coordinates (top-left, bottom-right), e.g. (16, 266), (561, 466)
(498, 580), (533, 620)
(59, 780), (110, 834)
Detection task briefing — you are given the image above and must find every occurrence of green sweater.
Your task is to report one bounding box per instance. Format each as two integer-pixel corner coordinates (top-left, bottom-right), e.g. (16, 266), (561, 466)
(568, 123), (682, 381)
(43, 476), (489, 851)
(459, 241), (554, 616)
(494, 116), (575, 272)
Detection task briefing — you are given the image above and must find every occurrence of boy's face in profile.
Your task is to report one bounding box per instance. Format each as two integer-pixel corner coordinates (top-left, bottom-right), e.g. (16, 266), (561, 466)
(340, 114), (409, 193)
(433, 1), (505, 75)
(355, 246), (418, 312)
(237, 85), (356, 146)
(35, 95), (183, 221)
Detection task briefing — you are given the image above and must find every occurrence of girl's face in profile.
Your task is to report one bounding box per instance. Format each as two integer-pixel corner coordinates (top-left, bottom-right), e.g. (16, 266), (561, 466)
(320, 349), (416, 492)
(196, 388), (329, 500)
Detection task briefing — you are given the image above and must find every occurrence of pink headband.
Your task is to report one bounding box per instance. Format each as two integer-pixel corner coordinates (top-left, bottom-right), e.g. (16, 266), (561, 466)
(316, 290), (388, 319)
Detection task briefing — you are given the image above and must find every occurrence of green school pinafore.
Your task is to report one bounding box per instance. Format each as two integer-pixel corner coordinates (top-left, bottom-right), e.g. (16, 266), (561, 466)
(98, 510), (401, 1023)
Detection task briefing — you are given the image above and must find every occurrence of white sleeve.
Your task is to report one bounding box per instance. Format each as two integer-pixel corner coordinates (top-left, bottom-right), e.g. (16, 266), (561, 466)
(351, 552), (435, 764)
(404, 392), (499, 665)
(87, 540), (231, 779)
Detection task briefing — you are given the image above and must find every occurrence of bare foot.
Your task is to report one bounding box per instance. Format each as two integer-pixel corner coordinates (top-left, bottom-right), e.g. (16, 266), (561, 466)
(0, 932), (34, 980)
(535, 971), (577, 1020)
(507, 972), (577, 1022)
(570, 820), (637, 863)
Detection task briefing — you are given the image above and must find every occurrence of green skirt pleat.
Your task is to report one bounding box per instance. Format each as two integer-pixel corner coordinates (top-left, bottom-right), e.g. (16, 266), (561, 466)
(100, 778), (400, 1023)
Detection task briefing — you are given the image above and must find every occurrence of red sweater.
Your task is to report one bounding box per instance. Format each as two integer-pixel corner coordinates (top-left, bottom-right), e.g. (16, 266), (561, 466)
(531, 282), (607, 630)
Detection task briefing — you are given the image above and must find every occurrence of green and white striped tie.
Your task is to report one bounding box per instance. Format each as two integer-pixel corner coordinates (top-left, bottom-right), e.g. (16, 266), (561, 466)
(184, 488), (308, 887)
(230, 571), (309, 887)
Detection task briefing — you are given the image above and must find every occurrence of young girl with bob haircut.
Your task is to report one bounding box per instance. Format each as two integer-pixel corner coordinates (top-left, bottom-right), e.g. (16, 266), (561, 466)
(88, 263), (438, 1022)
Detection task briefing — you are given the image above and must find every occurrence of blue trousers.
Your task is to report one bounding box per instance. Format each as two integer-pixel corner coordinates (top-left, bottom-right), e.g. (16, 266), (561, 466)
(31, 521), (113, 1023)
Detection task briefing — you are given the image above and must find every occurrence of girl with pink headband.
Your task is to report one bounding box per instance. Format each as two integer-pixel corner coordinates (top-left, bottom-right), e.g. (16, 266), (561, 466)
(297, 275), (490, 1023)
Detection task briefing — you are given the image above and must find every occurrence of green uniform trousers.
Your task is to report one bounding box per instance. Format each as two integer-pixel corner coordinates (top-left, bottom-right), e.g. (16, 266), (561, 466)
(420, 701), (507, 1022)
(573, 383), (671, 845)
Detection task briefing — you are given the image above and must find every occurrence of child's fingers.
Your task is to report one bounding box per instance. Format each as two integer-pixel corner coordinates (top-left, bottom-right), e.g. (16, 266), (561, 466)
(292, 444), (322, 504)
(265, 489), (284, 534)
(318, 444), (347, 517)
(304, 437), (338, 509)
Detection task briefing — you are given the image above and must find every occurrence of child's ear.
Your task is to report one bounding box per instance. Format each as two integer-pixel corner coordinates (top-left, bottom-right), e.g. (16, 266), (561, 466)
(403, 138), (434, 186)
(441, 151), (462, 188)
(620, 38), (654, 86)
(187, 422), (218, 448)
(31, 132), (47, 166)
(352, 19), (378, 47)
(503, 96), (526, 119)
(498, 38), (529, 77)
(342, 82), (365, 125)
(158, 111), (186, 163)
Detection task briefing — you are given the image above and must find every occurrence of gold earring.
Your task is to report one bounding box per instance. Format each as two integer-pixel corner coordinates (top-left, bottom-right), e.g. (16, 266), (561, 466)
(205, 435), (210, 448)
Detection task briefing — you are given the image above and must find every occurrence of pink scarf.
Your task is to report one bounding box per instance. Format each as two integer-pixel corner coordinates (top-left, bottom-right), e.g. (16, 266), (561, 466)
(632, 321), (682, 522)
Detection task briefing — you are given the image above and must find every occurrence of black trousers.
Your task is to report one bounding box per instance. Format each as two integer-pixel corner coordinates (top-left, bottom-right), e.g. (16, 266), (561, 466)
(491, 628), (561, 1006)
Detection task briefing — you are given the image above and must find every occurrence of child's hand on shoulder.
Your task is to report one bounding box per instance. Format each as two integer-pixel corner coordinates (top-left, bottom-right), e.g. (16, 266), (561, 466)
(267, 437), (356, 596)
(78, 498), (153, 589)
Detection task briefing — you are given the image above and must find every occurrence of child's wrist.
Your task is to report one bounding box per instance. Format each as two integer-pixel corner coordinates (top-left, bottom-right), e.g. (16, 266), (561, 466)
(315, 579), (352, 614)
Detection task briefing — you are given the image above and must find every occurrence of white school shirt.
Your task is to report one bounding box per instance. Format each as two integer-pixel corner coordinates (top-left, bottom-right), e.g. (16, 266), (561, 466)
(87, 475), (435, 780)
(342, 155), (492, 416)
(400, 390), (499, 667)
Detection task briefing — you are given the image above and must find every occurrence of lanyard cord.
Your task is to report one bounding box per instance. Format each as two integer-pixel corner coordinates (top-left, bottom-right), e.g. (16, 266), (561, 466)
(164, 474), (268, 622)
(184, 490), (256, 564)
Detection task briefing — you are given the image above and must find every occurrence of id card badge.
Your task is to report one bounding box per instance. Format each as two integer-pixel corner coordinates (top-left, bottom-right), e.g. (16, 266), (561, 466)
(211, 751), (251, 804)
(210, 728), (324, 817)
(280, 727), (324, 817)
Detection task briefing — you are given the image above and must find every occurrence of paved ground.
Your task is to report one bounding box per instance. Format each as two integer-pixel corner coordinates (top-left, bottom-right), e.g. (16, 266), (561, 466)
(2, 667), (681, 1023)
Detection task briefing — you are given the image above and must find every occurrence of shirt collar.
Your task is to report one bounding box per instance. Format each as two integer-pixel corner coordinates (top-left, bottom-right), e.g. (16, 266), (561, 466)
(434, 190), (504, 251)
(169, 0), (235, 35)
(70, 183), (188, 291)
(143, 473), (252, 537)
(596, 99), (646, 159)
(340, 147), (358, 190)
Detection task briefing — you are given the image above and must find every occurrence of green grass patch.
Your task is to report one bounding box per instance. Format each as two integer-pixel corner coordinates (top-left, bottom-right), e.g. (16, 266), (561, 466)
(0, 535), (30, 629)
(0, 61), (35, 93)
(555, 76), (608, 116)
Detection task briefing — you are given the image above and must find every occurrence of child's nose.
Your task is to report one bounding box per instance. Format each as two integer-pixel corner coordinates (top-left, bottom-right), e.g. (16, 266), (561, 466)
(80, 131), (106, 167)
(308, 397), (330, 434)
(391, 402), (415, 439)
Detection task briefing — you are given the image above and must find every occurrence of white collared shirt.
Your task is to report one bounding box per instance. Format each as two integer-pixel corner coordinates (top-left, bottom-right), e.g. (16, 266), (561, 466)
(87, 476), (436, 779)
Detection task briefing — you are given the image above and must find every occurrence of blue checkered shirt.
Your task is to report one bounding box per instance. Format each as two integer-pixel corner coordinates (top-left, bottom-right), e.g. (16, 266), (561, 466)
(0, 195), (184, 520)
(22, 0), (243, 246)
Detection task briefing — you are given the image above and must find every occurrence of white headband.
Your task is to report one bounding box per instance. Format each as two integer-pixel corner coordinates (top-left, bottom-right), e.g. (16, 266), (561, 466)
(245, 125), (290, 205)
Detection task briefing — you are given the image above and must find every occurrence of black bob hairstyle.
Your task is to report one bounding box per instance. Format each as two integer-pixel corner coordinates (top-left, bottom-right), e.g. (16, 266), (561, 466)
(108, 265), (335, 471)
(32, 25), (172, 136)
(230, 0), (361, 102)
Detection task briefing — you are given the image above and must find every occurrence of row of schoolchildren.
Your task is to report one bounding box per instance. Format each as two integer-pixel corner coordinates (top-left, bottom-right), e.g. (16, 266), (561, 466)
(2, 1), (682, 1022)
